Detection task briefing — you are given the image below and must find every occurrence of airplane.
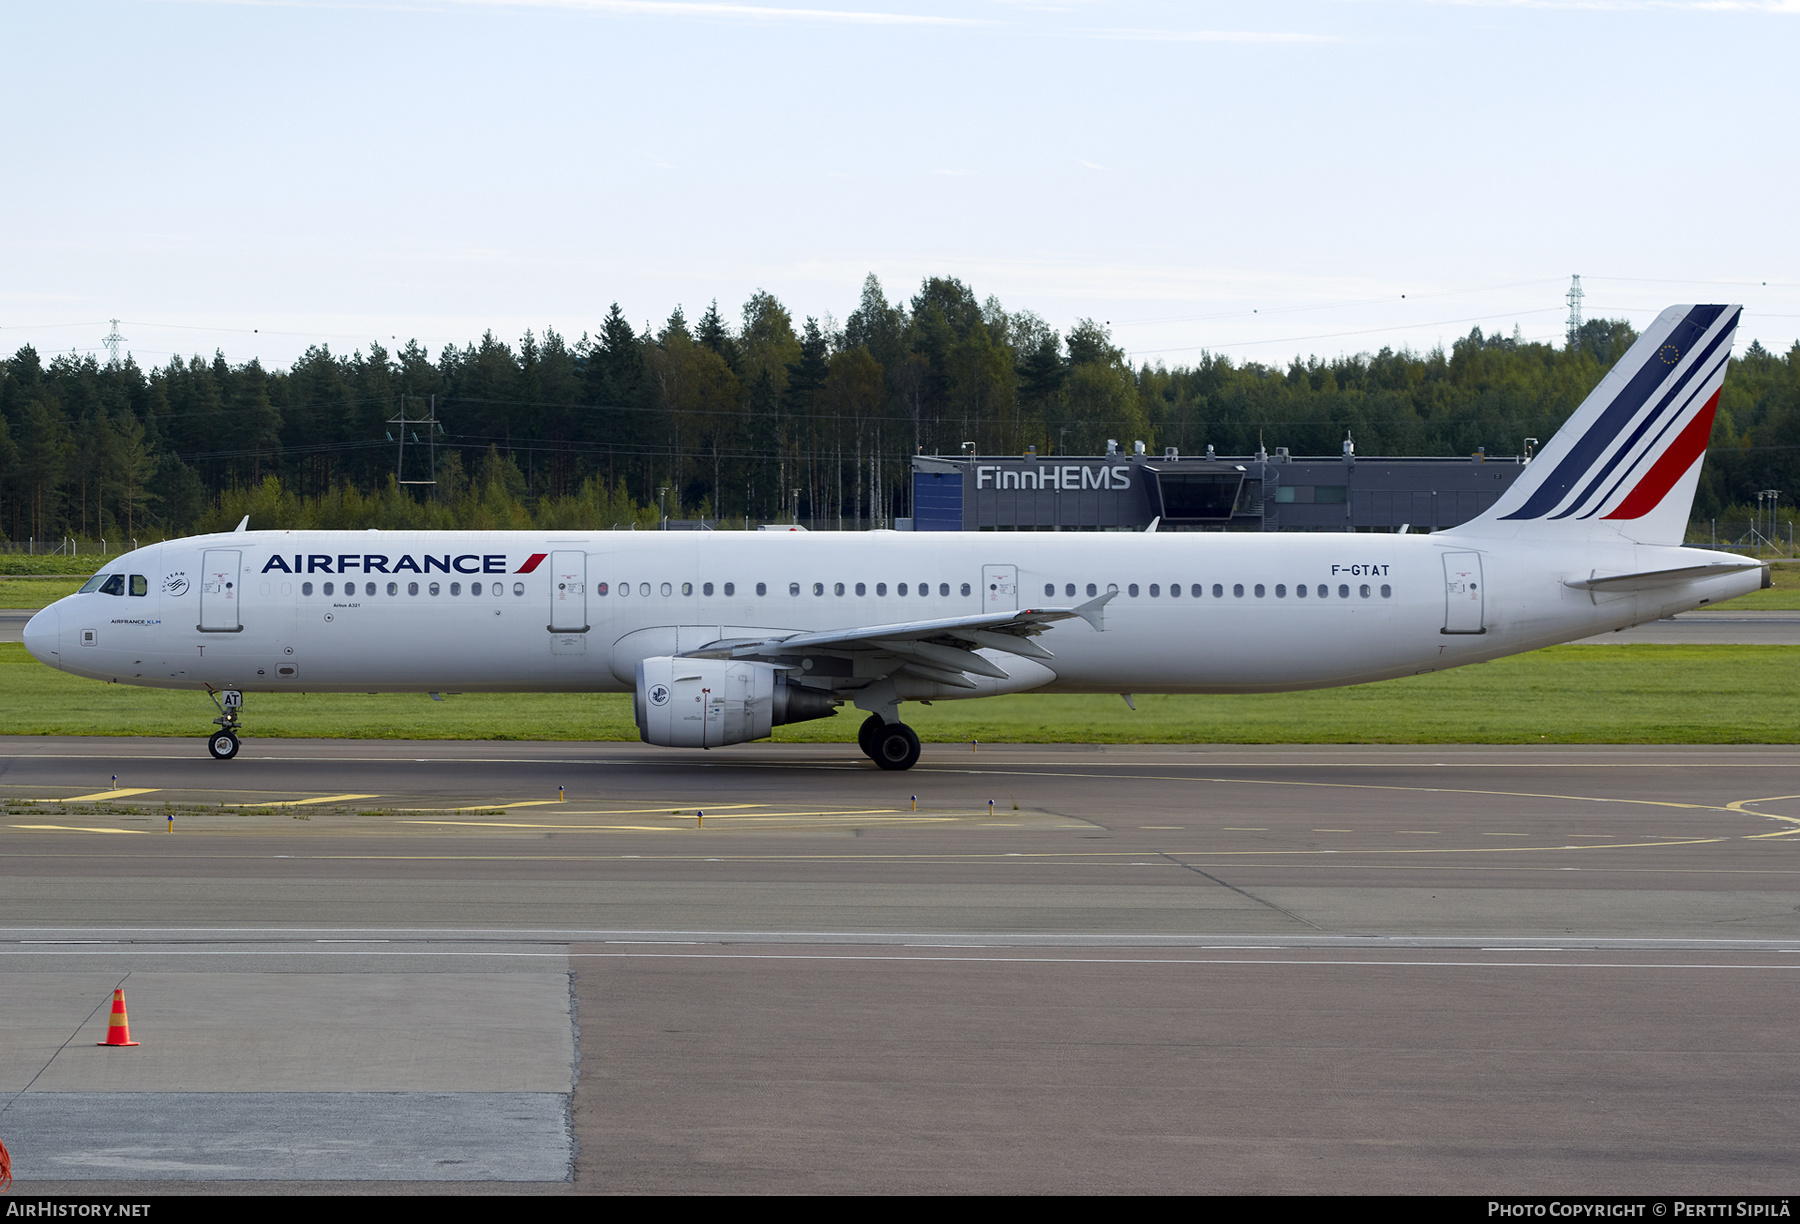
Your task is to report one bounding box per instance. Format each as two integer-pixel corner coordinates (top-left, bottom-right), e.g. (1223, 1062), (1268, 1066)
(23, 304), (1765, 771)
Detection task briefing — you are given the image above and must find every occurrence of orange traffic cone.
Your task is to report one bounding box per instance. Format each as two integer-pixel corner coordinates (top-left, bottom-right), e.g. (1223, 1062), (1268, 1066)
(97, 988), (139, 1047)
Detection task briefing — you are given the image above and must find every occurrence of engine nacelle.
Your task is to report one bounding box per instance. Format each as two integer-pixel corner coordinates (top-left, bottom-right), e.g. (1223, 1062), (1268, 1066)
(635, 657), (838, 747)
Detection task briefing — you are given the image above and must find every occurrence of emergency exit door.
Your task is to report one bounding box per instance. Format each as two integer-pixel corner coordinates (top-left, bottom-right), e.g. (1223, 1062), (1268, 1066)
(550, 551), (588, 632)
(982, 564), (1018, 612)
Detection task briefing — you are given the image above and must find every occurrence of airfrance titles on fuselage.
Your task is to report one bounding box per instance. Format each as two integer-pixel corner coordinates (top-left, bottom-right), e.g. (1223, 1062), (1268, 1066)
(261, 552), (548, 576)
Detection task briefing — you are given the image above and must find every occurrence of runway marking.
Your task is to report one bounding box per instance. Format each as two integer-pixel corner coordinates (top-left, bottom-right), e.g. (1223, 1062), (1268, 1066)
(262, 793), (381, 807)
(8, 824), (148, 835)
(56, 787), (161, 802)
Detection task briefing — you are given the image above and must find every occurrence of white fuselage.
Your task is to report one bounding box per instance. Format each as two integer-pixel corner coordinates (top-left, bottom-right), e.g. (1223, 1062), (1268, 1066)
(23, 528), (1762, 699)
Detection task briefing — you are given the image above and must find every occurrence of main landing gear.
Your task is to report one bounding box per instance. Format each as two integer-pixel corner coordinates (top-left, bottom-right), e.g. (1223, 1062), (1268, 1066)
(858, 713), (921, 771)
(207, 689), (243, 760)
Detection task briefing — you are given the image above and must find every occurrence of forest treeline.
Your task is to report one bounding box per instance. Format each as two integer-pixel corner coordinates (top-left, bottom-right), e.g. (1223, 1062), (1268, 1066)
(2, 273), (1797, 541)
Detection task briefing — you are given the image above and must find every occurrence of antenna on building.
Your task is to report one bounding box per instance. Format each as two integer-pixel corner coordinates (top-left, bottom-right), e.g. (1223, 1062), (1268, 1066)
(1565, 275), (1584, 348)
(102, 319), (127, 366)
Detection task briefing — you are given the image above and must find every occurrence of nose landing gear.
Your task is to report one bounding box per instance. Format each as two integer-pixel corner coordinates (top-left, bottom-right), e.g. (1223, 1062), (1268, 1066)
(207, 690), (243, 760)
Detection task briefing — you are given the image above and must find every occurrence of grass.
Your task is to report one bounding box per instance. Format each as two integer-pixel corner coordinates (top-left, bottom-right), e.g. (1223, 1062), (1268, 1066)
(2, 640), (1796, 744)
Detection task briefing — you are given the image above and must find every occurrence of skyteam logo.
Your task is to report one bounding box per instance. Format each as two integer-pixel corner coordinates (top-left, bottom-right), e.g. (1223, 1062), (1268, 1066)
(1500, 305), (1739, 523)
(261, 552), (550, 576)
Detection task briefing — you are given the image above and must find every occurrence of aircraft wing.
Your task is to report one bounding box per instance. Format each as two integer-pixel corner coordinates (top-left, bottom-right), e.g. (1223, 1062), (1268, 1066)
(682, 592), (1115, 689)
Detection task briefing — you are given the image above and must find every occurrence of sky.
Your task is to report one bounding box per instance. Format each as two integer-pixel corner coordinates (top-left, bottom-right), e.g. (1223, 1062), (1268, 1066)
(2, 0), (1796, 372)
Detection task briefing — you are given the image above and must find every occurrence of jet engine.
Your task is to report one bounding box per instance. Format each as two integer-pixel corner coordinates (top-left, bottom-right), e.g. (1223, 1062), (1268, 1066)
(635, 657), (839, 748)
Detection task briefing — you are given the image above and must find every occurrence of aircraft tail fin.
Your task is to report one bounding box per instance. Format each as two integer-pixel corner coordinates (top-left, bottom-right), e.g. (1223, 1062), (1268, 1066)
(1447, 304), (1740, 546)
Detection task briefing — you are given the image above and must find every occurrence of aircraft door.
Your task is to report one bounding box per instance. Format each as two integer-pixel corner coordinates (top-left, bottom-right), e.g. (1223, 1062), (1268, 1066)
(1441, 551), (1485, 634)
(199, 550), (243, 632)
(982, 564), (1018, 612)
(550, 551), (588, 632)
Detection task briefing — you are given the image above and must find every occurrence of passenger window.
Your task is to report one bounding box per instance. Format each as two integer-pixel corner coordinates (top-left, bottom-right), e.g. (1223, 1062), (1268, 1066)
(1296, 583), (1307, 598)
(1168, 583), (1179, 598)
(1254, 584), (1265, 598)
(99, 574), (125, 596)
(813, 582), (824, 596)
(408, 582), (419, 596)
(939, 583), (949, 597)
(682, 582), (693, 596)
(1149, 584), (1159, 597)
(1233, 584), (1244, 598)
(1086, 583), (1097, 597)
(756, 582), (767, 596)
(1128, 584), (1139, 597)
(1044, 584), (1055, 597)
(1380, 584), (1392, 598)
(302, 582), (314, 596)
(129, 575), (148, 596)
(876, 583), (887, 596)
(898, 583), (908, 596)
(1065, 584), (1076, 597)
(429, 582), (440, 596)
(1107, 583), (1119, 595)
(834, 583), (845, 596)
(1212, 584), (1223, 598)
(919, 581), (929, 595)
(366, 582), (378, 597)
(855, 582), (866, 596)
(1338, 584), (1349, 599)
(387, 582), (398, 596)
(1360, 584), (1371, 598)
(723, 582), (734, 596)
(1191, 584), (1202, 598)
(324, 581), (336, 596)
(703, 582), (713, 596)
(661, 582), (672, 596)
(1274, 584), (1285, 598)
(789, 582), (801, 596)
(637, 583), (649, 597)
(515, 583), (526, 596)
(960, 582), (970, 596)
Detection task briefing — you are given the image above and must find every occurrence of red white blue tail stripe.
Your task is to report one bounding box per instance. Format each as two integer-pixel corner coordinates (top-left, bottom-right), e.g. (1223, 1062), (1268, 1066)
(1497, 304), (1739, 523)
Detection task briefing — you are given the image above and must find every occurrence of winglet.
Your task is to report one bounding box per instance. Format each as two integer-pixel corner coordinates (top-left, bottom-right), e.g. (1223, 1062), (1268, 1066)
(1074, 590), (1116, 631)
(234, 515), (249, 533)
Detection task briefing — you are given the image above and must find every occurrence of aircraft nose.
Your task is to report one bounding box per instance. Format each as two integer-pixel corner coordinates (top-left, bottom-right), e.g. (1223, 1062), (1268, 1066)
(22, 606), (59, 664)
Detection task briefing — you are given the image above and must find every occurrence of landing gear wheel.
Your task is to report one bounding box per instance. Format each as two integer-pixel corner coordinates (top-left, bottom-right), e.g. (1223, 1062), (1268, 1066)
(207, 731), (240, 760)
(871, 722), (921, 771)
(857, 714), (884, 759)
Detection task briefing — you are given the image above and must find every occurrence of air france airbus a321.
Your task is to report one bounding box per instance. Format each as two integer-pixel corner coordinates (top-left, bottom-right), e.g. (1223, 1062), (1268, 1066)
(23, 305), (1767, 770)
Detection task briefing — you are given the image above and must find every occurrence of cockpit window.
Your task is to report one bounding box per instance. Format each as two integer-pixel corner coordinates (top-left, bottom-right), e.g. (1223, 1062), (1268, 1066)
(98, 575), (126, 596)
(78, 574), (107, 594)
(129, 575), (148, 597)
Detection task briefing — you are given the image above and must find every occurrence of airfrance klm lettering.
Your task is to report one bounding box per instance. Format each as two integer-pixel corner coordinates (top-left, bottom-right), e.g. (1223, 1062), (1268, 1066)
(260, 552), (547, 576)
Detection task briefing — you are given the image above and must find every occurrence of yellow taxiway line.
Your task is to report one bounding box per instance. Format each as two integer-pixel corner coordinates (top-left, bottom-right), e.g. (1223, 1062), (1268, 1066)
(57, 788), (161, 802)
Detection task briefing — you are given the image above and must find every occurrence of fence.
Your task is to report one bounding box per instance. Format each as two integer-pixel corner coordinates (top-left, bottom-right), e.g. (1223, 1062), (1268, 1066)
(0, 539), (139, 557)
(1686, 520), (1795, 556)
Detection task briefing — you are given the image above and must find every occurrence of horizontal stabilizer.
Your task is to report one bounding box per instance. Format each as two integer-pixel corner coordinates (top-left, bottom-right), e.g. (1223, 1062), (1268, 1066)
(1563, 563), (1764, 592)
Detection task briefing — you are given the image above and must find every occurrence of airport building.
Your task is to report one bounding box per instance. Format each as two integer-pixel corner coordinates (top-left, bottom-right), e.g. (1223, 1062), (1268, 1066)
(911, 440), (1529, 533)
